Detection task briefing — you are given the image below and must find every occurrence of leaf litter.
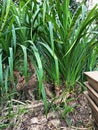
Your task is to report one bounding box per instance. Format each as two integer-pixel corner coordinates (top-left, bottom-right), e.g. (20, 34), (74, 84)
(0, 89), (95, 130)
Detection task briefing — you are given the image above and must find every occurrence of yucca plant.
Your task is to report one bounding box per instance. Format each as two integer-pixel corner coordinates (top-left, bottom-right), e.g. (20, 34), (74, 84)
(40, 0), (98, 90)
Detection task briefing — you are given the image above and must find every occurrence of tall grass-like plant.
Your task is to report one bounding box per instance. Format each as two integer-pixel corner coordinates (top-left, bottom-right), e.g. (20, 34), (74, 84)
(11, 0), (42, 44)
(0, 1), (39, 93)
(0, 0), (15, 97)
(0, 0), (48, 112)
(39, 21), (60, 89)
(40, 0), (98, 89)
(26, 40), (48, 113)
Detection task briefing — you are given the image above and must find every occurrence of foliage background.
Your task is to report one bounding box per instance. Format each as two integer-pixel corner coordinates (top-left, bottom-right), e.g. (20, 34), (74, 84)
(0, 0), (98, 110)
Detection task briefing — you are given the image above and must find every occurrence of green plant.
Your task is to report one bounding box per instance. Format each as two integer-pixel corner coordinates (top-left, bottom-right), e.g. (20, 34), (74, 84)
(0, 0), (15, 97)
(40, 0), (98, 90)
(0, 0), (50, 116)
(0, 0), (48, 111)
(0, 98), (28, 130)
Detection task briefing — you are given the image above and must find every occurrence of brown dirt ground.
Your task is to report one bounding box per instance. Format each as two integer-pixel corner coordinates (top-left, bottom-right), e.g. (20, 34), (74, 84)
(0, 91), (96, 130)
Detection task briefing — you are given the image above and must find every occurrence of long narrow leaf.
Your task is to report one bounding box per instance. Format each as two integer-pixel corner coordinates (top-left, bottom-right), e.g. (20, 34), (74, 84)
(21, 45), (28, 81)
(5, 66), (9, 93)
(8, 47), (14, 83)
(26, 40), (48, 114)
(0, 49), (3, 86)
(0, 0), (11, 31)
(40, 42), (60, 87)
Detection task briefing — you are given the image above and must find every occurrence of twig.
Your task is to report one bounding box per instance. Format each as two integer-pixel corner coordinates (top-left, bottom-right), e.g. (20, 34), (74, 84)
(12, 99), (26, 105)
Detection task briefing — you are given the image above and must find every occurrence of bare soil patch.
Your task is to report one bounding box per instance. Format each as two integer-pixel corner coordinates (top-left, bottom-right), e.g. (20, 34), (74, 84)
(0, 92), (95, 130)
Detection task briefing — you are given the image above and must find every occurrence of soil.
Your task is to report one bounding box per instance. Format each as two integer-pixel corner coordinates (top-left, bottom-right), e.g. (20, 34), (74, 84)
(0, 92), (95, 130)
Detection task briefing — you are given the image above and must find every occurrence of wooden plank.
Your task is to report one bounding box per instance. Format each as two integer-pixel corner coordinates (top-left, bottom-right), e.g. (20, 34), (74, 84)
(84, 82), (98, 106)
(84, 71), (98, 92)
(84, 71), (98, 82)
(84, 91), (98, 126)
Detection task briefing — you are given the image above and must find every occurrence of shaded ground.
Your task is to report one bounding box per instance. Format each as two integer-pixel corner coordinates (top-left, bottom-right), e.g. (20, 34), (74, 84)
(0, 63), (95, 130)
(0, 92), (95, 130)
